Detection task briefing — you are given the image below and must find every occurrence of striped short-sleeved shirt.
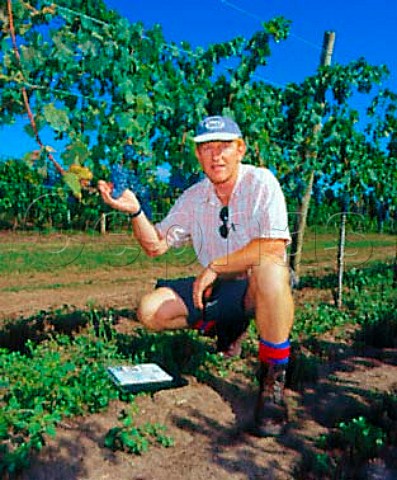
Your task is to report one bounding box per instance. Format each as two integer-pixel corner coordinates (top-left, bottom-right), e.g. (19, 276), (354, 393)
(155, 164), (291, 267)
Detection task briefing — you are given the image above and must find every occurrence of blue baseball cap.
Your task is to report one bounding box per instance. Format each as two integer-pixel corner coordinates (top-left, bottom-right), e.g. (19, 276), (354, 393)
(193, 115), (242, 143)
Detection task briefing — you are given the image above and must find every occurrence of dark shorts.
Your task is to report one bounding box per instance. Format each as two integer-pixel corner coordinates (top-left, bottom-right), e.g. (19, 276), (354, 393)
(155, 276), (251, 351)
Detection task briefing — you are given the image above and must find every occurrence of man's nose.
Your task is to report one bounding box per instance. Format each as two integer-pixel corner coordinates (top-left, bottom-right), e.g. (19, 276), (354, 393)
(211, 146), (224, 157)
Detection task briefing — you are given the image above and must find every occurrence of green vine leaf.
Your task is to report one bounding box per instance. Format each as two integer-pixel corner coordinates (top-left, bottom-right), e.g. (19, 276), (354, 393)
(62, 172), (82, 200)
(43, 103), (70, 132)
(61, 140), (91, 167)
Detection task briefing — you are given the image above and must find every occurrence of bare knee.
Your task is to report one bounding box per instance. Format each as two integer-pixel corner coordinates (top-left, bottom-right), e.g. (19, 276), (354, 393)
(137, 287), (188, 331)
(250, 256), (291, 297)
(137, 292), (163, 331)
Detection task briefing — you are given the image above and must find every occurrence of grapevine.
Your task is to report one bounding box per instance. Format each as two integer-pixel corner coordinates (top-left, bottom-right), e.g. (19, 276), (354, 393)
(6, 0), (93, 200)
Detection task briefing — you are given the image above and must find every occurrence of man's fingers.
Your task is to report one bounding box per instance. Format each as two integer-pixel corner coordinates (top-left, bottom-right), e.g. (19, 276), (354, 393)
(194, 269), (217, 310)
(98, 180), (109, 190)
(98, 180), (112, 196)
(193, 283), (204, 310)
(197, 296), (203, 310)
(98, 181), (115, 205)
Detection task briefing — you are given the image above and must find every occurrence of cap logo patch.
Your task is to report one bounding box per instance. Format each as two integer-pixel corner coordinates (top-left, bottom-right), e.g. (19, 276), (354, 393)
(204, 117), (225, 130)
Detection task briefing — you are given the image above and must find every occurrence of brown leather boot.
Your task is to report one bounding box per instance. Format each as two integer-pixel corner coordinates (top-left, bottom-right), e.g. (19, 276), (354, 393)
(253, 363), (288, 437)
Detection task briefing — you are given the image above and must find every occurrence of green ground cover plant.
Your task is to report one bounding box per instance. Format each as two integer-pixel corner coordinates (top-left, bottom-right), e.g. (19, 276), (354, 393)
(0, 309), (231, 475)
(296, 391), (397, 479)
(104, 408), (174, 455)
(0, 326), (124, 475)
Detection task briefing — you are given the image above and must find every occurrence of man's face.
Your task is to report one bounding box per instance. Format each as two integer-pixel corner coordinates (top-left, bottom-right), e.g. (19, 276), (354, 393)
(195, 139), (246, 185)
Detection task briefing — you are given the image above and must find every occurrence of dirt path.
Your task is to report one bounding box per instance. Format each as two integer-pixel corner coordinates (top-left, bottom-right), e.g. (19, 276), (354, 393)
(0, 263), (200, 321)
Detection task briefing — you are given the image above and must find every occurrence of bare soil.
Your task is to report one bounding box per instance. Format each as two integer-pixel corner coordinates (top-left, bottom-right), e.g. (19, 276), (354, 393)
(1, 233), (396, 480)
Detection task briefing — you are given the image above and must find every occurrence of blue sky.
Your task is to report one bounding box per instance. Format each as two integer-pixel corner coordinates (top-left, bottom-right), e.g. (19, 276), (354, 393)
(105, 0), (396, 86)
(1, 0), (396, 159)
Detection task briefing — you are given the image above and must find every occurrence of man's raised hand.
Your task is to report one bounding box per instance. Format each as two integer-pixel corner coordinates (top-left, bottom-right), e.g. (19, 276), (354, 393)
(98, 180), (141, 215)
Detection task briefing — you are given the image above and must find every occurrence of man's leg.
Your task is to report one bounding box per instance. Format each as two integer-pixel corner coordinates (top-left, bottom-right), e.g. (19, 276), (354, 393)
(137, 277), (248, 344)
(245, 254), (294, 436)
(137, 287), (189, 331)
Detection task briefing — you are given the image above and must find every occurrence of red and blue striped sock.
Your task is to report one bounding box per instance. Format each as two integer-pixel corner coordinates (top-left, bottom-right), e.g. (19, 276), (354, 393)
(259, 338), (290, 365)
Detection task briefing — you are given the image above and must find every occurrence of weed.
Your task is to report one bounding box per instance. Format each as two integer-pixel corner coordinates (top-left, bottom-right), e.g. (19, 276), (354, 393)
(322, 416), (385, 464)
(104, 408), (174, 455)
(294, 450), (336, 480)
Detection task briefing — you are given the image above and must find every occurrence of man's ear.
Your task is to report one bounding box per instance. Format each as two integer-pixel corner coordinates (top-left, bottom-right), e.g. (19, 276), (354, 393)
(236, 138), (246, 157)
(194, 146), (204, 167)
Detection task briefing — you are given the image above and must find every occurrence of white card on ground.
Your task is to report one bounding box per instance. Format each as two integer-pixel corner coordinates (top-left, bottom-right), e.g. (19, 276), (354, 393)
(107, 363), (174, 387)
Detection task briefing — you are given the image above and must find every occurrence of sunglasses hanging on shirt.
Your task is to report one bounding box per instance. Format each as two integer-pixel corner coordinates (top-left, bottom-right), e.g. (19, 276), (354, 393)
(219, 206), (235, 239)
